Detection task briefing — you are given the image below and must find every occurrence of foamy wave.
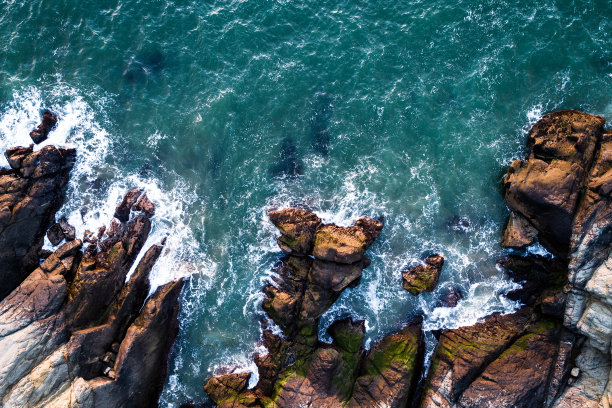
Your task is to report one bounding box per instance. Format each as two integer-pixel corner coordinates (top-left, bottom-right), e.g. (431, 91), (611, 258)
(421, 277), (522, 332)
(0, 86), (201, 292)
(0, 86), (110, 168)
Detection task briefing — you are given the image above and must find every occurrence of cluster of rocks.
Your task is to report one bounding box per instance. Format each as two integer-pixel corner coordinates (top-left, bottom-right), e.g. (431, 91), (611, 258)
(0, 112), (184, 407)
(0, 143), (76, 299)
(201, 110), (611, 408)
(202, 209), (432, 408)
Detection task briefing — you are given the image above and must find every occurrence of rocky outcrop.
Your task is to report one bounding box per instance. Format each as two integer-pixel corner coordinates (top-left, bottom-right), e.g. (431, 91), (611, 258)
(420, 306), (576, 408)
(0, 144), (76, 300)
(268, 208), (322, 255)
(402, 254), (445, 295)
(204, 209), (424, 407)
(501, 110), (612, 407)
(47, 217), (77, 245)
(29, 109), (58, 144)
(312, 217), (383, 264)
(503, 110), (605, 255)
(0, 189), (184, 408)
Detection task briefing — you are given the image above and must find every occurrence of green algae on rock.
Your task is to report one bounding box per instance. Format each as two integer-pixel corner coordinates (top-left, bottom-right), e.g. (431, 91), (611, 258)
(402, 254), (445, 295)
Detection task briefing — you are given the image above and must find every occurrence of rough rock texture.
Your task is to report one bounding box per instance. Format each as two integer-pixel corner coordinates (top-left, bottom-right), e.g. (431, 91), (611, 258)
(0, 190), (184, 408)
(349, 318), (424, 408)
(420, 307), (533, 407)
(458, 320), (560, 407)
(268, 208), (322, 255)
(503, 110), (605, 254)
(313, 217), (383, 264)
(204, 210), (424, 407)
(501, 111), (612, 407)
(29, 109), (58, 144)
(402, 254), (445, 295)
(0, 144), (76, 300)
(501, 211), (538, 248)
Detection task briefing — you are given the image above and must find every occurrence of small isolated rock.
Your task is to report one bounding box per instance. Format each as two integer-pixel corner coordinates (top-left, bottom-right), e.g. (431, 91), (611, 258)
(501, 211), (538, 249)
(570, 367), (580, 377)
(47, 223), (64, 246)
(29, 109), (58, 144)
(58, 217), (76, 241)
(268, 208), (322, 255)
(438, 286), (463, 308)
(402, 254), (444, 295)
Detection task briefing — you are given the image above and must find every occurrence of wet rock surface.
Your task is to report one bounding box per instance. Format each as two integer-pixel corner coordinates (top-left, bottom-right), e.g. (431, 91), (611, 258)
(0, 186), (184, 407)
(29, 109), (58, 144)
(402, 254), (445, 295)
(204, 209), (426, 407)
(0, 144), (76, 300)
(500, 111), (612, 407)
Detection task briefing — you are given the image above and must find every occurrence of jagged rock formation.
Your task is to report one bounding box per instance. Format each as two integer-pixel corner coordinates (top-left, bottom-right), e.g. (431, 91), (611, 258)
(204, 209), (426, 407)
(0, 186), (184, 407)
(402, 254), (445, 295)
(0, 144), (76, 300)
(500, 110), (611, 407)
(29, 109), (58, 144)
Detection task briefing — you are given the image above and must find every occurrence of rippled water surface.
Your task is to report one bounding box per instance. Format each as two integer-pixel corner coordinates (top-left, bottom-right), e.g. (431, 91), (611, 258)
(0, 0), (611, 405)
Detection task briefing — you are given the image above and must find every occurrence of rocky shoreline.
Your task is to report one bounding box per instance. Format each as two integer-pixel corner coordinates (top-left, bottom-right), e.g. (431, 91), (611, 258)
(0, 115), (185, 407)
(198, 110), (611, 408)
(0, 110), (610, 407)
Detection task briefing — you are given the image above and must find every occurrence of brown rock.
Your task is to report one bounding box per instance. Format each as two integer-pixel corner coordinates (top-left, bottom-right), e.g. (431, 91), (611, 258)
(501, 211), (538, 249)
(540, 288), (567, 318)
(29, 110), (58, 144)
(133, 192), (155, 217)
(312, 217), (383, 264)
(402, 254), (444, 295)
(349, 317), (424, 408)
(458, 320), (560, 407)
(503, 110), (605, 255)
(569, 131), (612, 287)
(420, 307), (533, 406)
(0, 188), (184, 408)
(0, 144), (76, 300)
(114, 188), (143, 222)
(204, 373), (251, 406)
(268, 208), (322, 255)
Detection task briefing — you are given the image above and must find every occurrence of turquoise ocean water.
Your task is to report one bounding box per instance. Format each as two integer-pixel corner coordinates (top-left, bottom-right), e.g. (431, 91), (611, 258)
(0, 0), (610, 405)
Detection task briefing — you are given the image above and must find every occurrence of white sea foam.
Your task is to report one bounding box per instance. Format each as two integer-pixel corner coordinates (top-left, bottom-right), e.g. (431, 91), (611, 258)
(0, 86), (201, 293)
(421, 278), (522, 332)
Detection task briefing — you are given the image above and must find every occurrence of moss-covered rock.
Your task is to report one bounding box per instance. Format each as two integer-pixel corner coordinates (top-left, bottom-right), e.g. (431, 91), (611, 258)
(402, 254), (444, 295)
(349, 317), (424, 408)
(420, 307), (533, 406)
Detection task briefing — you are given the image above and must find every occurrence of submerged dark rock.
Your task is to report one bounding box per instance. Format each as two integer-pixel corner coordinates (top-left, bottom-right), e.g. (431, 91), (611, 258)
(310, 90), (333, 155)
(270, 137), (303, 179)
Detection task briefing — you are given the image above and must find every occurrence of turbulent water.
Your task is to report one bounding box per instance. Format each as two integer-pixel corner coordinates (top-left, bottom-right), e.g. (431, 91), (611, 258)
(0, 0), (611, 405)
